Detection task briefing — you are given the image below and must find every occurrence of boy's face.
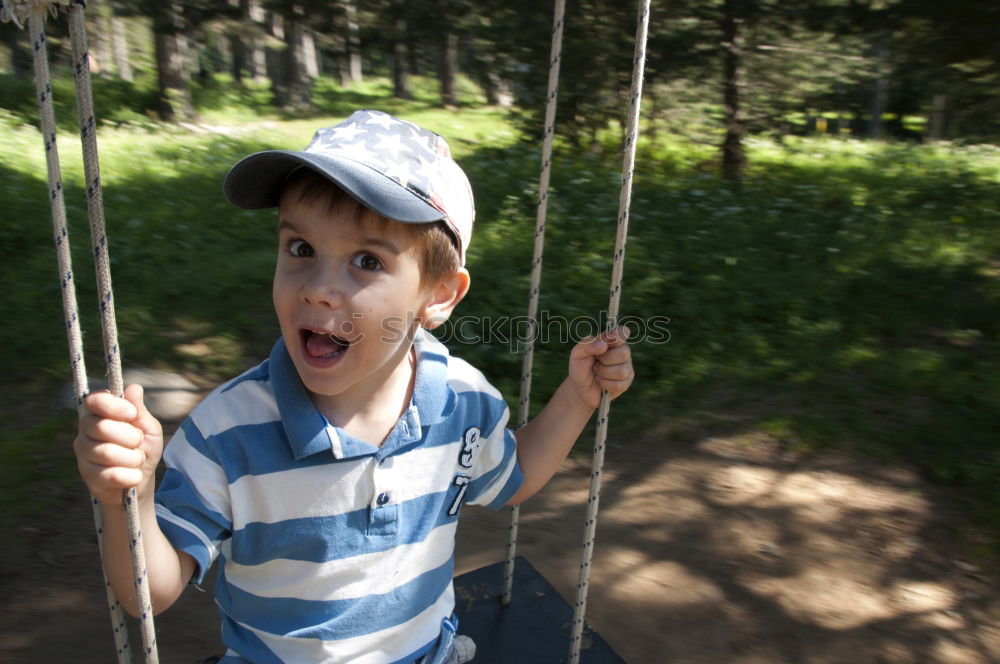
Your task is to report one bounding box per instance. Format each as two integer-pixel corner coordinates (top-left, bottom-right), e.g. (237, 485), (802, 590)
(273, 185), (443, 410)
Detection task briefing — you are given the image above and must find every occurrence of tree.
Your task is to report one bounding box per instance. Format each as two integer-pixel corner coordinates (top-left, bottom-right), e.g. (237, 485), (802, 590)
(150, 0), (194, 120)
(389, 0), (411, 99)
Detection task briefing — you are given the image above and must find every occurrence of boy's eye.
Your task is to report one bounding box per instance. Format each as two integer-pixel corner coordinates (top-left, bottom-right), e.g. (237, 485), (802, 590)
(288, 239), (313, 257)
(351, 253), (383, 271)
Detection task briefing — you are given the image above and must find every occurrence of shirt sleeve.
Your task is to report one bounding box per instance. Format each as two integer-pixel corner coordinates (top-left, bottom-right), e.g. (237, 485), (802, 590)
(154, 417), (233, 585)
(462, 399), (523, 510)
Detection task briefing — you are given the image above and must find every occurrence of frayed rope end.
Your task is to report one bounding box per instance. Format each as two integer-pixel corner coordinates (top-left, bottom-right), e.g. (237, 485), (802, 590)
(0, 1), (78, 28)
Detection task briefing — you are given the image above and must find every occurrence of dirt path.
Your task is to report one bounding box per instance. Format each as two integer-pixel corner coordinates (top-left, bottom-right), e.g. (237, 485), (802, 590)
(2, 419), (997, 663)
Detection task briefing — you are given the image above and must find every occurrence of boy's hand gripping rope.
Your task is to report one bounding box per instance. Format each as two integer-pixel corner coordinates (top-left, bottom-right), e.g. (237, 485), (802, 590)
(4, 2), (159, 662)
(567, 2), (651, 663)
(503, 0), (567, 607)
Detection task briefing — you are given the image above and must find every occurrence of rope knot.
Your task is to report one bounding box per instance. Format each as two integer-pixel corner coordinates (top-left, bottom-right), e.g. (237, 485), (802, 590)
(0, 1), (73, 28)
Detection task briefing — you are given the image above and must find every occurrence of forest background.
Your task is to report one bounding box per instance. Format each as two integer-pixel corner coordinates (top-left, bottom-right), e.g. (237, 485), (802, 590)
(1, 0), (999, 570)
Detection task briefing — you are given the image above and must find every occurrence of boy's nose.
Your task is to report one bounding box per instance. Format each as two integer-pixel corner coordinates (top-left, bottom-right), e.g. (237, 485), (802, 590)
(299, 262), (345, 308)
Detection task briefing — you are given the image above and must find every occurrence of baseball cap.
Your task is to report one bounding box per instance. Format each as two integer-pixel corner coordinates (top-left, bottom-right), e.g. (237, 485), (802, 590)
(224, 109), (475, 264)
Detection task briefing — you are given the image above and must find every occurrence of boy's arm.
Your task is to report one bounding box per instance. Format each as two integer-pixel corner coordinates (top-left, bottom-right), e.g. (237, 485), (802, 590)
(507, 327), (633, 505)
(75, 384), (195, 616)
(97, 489), (198, 616)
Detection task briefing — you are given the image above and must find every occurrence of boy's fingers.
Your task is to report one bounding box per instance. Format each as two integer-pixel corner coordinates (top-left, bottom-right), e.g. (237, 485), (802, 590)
(123, 384), (158, 433)
(86, 441), (147, 469)
(79, 415), (145, 449)
(91, 464), (144, 491)
(599, 324), (631, 347)
(594, 361), (633, 382)
(594, 343), (631, 366)
(571, 326), (632, 360)
(596, 376), (634, 397)
(83, 389), (138, 422)
(570, 335), (606, 360)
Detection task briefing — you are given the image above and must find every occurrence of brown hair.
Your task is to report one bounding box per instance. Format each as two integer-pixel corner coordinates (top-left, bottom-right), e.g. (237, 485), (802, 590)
(282, 167), (461, 288)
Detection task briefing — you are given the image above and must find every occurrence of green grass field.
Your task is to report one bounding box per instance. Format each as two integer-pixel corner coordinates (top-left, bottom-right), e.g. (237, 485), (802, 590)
(2, 75), (998, 557)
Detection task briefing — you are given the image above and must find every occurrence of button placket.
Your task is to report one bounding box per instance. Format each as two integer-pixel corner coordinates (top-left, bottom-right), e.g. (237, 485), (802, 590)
(368, 456), (399, 537)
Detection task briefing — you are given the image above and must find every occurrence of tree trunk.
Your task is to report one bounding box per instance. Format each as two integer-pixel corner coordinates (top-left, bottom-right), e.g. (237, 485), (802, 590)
(391, 1), (411, 100)
(246, 0), (267, 83)
(721, 0), (747, 181)
(302, 26), (319, 79)
(89, 5), (111, 75)
(152, 0), (193, 121)
(869, 34), (889, 139)
(344, 0), (362, 84)
(111, 13), (133, 81)
(7, 22), (31, 79)
(928, 93), (947, 141)
(267, 11), (288, 103)
(439, 30), (459, 107)
(274, 5), (314, 109)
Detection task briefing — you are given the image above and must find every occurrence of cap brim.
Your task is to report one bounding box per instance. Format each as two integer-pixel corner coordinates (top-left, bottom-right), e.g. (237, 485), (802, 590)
(223, 150), (445, 224)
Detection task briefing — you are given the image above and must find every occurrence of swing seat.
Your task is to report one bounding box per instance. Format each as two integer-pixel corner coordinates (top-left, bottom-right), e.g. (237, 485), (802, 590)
(453, 557), (625, 663)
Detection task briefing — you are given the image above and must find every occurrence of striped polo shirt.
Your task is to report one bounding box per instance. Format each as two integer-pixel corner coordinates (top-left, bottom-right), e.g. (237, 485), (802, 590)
(155, 329), (523, 663)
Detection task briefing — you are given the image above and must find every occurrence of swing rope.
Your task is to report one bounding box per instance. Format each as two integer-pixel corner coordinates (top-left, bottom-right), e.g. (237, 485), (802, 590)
(502, 0), (567, 607)
(568, 1), (651, 662)
(2, 2), (159, 662)
(23, 9), (133, 663)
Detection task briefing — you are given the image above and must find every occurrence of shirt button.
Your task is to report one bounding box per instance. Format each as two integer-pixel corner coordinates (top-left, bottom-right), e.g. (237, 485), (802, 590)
(376, 492), (390, 506)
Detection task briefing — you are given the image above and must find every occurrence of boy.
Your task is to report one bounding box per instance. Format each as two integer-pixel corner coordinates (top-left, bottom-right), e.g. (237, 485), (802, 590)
(75, 110), (633, 663)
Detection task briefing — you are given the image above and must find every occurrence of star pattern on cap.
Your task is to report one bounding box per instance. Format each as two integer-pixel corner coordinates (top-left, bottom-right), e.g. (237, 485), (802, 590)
(305, 110), (443, 199)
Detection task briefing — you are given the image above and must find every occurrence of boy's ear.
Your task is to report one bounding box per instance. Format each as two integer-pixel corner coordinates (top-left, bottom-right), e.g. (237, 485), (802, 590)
(421, 268), (470, 330)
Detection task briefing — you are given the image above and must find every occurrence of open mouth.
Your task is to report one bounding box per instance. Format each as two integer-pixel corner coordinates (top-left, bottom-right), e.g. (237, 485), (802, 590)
(301, 329), (351, 360)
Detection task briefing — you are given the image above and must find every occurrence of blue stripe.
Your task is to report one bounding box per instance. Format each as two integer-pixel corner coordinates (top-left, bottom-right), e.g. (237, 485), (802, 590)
(219, 602), (285, 664)
(231, 492), (457, 566)
(182, 390), (510, 484)
(156, 518), (214, 585)
(157, 467), (232, 538)
(204, 420), (333, 481)
(217, 361), (270, 395)
(391, 636), (436, 664)
(216, 558), (455, 641)
(486, 460), (524, 510)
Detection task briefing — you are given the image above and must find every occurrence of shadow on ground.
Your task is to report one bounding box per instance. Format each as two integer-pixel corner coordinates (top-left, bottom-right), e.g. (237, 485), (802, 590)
(1, 407), (997, 663)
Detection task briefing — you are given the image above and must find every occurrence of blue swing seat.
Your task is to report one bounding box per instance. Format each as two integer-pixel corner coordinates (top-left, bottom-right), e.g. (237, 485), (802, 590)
(452, 556), (625, 663)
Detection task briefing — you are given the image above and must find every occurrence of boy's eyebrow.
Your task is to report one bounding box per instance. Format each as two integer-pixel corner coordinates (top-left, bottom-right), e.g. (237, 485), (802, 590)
(277, 219), (299, 234)
(277, 219), (403, 256)
(361, 237), (403, 255)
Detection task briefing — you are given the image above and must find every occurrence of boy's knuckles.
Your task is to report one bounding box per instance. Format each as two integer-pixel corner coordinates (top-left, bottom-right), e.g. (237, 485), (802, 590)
(93, 418), (144, 447)
(92, 442), (145, 468)
(97, 465), (142, 489)
(85, 392), (137, 420)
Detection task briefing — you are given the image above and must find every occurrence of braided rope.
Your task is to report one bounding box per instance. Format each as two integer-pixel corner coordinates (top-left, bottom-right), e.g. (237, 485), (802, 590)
(502, 0), (567, 607)
(24, 11), (134, 663)
(567, 1), (651, 662)
(8, 1), (158, 661)
(65, 5), (159, 662)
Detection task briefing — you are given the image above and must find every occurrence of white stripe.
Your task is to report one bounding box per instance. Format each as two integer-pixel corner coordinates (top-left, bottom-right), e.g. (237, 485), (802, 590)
(189, 377), (278, 438)
(227, 441), (463, 529)
(228, 458), (371, 531)
(234, 584), (453, 663)
(447, 356), (503, 399)
(163, 427), (232, 524)
(467, 408), (515, 507)
(224, 521), (457, 601)
(468, 444), (517, 507)
(329, 426), (345, 458)
(154, 506), (219, 562)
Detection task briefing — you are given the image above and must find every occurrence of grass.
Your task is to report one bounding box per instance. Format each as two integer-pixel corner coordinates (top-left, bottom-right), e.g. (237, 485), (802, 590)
(1, 74), (999, 558)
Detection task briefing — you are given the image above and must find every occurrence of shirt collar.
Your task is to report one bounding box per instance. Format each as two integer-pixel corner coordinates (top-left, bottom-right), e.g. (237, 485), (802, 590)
(269, 329), (455, 461)
(409, 328), (456, 427)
